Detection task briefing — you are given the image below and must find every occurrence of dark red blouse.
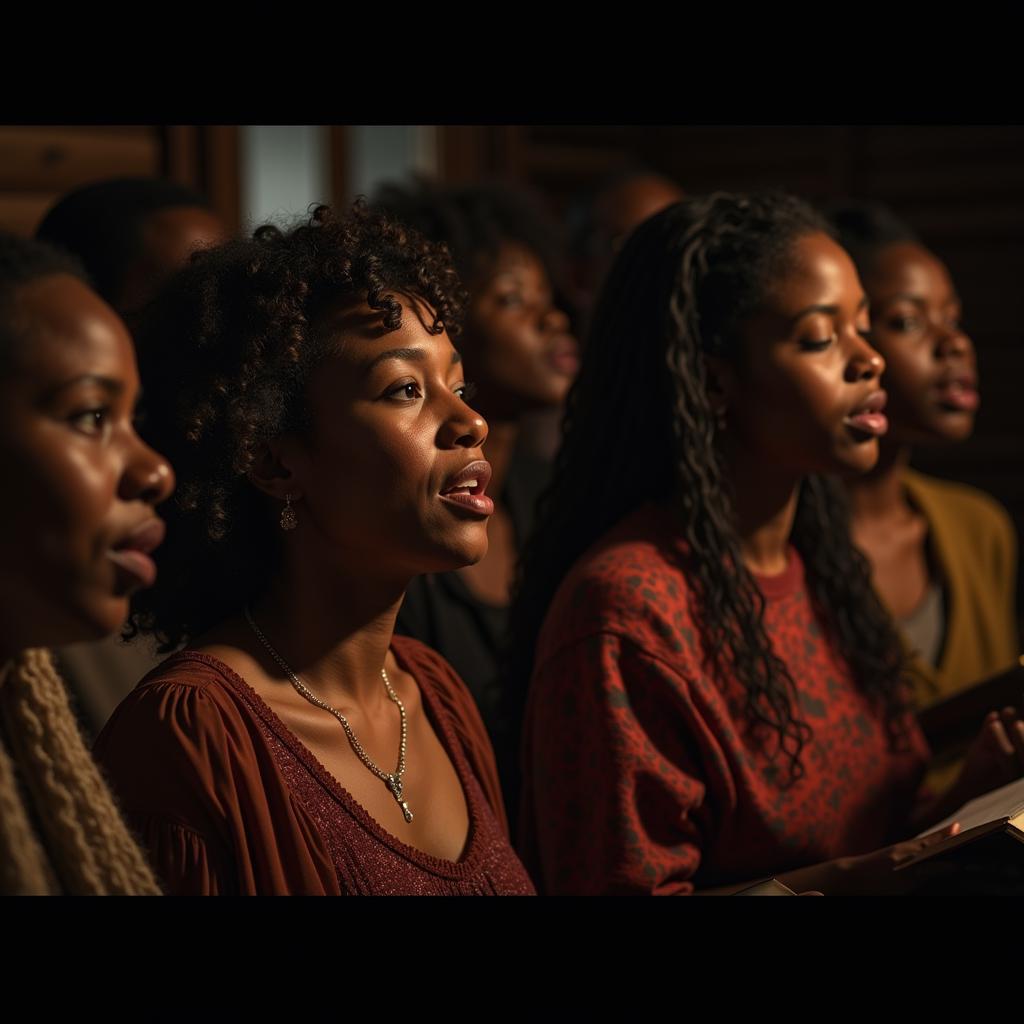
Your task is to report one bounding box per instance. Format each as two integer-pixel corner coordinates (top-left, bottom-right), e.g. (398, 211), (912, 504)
(94, 636), (534, 895)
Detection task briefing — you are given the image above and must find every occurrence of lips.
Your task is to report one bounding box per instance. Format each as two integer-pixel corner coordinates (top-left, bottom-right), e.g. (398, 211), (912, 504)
(546, 335), (581, 377)
(844, 389), (889, 438)
(107, 518), (165, 589)
(935, 374), (980, 412)
(439, 460), (494, 517)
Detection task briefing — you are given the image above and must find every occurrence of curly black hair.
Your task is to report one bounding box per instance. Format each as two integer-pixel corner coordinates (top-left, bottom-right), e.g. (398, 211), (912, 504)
(508, 191), (910, 784)
(127, 203), (465, 652)
(372, 177), (565, 296)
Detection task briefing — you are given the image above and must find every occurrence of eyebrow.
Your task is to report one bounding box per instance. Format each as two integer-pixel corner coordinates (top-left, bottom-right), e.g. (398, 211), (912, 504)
(40, 374), (125, 403)
(792, 295), (869, 321)
(364, 347), (462, 372)
(884, 292), (961, 308)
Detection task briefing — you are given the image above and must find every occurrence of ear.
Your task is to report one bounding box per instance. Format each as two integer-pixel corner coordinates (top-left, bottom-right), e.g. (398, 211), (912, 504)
(701, 353), (739, 419)
(247, 436), (305, 501)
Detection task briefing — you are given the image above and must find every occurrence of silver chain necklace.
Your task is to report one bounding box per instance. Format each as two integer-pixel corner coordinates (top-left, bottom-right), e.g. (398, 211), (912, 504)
(243, 607), (413, 823)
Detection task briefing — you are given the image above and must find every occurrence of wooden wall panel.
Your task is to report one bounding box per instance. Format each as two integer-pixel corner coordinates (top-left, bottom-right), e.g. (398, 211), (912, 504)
(438, 124), (1024, 628)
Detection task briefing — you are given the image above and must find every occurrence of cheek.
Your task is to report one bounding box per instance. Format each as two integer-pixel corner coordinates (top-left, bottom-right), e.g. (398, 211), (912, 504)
(0, 441), (114, 565)
(0, 439), (122, 639)
(310, 419), (434, 528)
(876, 340), (931, 399)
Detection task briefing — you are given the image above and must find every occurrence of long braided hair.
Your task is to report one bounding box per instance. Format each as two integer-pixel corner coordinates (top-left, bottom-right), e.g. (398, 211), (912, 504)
(0, 234), (160, 893)
(509, 192), (909, 782)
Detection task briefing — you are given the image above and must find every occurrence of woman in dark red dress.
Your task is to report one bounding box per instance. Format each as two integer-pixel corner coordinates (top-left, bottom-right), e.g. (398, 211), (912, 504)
(94, 206), (534, 895)
(511, 192), (1024, 895)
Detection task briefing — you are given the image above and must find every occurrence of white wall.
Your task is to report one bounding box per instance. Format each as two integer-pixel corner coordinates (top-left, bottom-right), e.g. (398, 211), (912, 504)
(239, 125), (439, 231)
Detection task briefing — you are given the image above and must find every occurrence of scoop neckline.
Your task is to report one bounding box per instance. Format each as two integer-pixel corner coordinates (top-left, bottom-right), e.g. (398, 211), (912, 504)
(160, 645), (487, 879)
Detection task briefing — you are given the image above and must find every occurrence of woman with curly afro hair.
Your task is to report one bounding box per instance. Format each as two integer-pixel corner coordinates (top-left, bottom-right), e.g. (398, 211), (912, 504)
(93, 204), (534, 895)
(512, 192), (1022, 895)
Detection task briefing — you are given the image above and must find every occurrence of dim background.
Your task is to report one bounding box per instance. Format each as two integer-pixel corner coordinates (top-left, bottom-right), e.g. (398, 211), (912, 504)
(2, 123), (1020, 630)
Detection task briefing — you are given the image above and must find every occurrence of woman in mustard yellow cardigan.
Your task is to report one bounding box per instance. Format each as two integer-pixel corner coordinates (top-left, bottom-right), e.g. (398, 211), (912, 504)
(831, 202), (1019, 720)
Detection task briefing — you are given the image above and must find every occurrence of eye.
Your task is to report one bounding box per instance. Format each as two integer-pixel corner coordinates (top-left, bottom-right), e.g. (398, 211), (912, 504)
(887, 315), (923, 333)
(69, 407), (111, 437)
(799, 335), (834, 352)
(386, 380), (423, 402)
(455, 381), (478, 402)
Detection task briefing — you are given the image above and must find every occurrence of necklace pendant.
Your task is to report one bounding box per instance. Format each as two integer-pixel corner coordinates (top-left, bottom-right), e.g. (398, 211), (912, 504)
(386, 775), (413, 823)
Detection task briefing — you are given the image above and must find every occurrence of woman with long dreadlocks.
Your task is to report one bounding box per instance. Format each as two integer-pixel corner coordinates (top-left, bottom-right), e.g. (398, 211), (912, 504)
(511, 192), (1024, 895)
(0, 233), (174, 894)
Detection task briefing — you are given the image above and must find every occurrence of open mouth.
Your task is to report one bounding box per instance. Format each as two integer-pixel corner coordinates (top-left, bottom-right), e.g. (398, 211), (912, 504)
(439, 460), (495, 517)
(844, 389), (889, 438)
(546, 336), (581, 377)
(935, 376), (980, 412)
(107, 518), (165, 589)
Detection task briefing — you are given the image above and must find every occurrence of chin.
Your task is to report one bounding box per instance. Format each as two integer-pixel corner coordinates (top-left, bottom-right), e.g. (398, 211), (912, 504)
(834, 444), (880, 476)
(72, 590), (131, 644)
(422, 531), (489, 572)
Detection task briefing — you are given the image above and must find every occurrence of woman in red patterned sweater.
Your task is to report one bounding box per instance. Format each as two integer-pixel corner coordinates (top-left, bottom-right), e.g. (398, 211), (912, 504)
(511, 192), (1024, 895)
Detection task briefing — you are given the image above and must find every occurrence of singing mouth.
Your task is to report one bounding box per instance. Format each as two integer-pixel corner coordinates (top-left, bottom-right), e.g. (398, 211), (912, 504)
(844, 389), (889, 438)
(439, 460), (494, 516)
(547, 335), (581, 376)
(107, 518), (166, 589)
(935, 375), (980, 412)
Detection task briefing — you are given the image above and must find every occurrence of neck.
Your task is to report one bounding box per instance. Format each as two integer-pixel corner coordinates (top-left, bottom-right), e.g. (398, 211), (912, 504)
(845, 439), (912, 522)
(248, 552), (409, 708)
(721, 438), (801, 576)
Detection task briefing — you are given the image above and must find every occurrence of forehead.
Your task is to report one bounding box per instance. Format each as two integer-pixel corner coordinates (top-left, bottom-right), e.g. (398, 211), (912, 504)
(479, 242), (548, 282)
(759, 232), (863, 313)
(5, 274), (137, 387)
(315, 295), (458, 368)
(869, 242), (954, 299)
(140, 206), (228, 268)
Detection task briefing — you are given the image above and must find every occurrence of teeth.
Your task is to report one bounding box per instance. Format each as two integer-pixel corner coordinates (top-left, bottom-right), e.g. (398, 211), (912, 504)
(463, 479), (478, 488)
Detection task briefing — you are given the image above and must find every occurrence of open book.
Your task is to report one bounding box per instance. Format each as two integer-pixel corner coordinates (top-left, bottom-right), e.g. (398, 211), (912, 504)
(898, 776), (1024, 871)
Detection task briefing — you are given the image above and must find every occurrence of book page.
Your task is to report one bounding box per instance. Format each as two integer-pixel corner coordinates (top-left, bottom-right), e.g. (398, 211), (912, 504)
(921, 776), (1024, 837)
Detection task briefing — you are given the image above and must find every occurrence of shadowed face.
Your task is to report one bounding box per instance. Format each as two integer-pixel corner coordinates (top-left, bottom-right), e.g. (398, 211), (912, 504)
(460, 244), (579, 420)
(116, 205), (229, 316)
(862, 241), (978, 445)
(0, 274), (175, 652)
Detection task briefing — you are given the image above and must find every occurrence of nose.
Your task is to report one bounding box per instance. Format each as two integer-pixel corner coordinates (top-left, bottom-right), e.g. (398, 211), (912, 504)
(845, 332), (886, 383)
(119, 434), (176, 506)
(438, 393), (488, 450)
(936, 322), (974, 361)
(541, 303), (571, 334)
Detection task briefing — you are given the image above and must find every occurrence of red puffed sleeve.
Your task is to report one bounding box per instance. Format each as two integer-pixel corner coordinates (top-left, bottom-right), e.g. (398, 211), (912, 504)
(521, 632), (730, 896)
(94, 671), (339, 896)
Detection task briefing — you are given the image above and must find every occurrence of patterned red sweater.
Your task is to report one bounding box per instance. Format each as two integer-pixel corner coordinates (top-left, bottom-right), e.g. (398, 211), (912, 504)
(519, 503), (929, 895)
